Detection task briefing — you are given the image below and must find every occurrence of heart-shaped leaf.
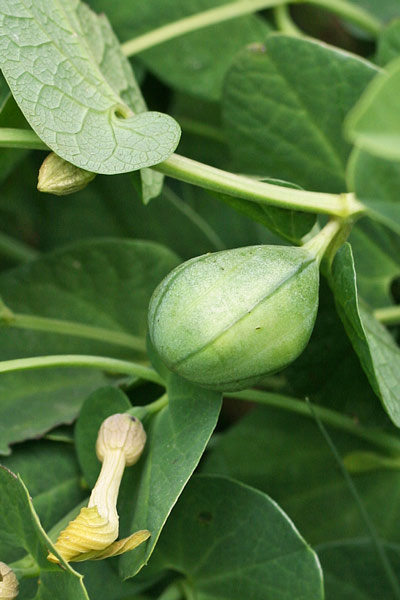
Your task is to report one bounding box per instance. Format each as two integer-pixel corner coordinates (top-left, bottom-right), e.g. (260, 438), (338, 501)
(0, 0), (181, 174)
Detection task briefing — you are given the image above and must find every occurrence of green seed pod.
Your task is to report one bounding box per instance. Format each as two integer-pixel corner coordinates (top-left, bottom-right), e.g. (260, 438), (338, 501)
(37, 152), (95, 196)
(148, 245), (319, 391)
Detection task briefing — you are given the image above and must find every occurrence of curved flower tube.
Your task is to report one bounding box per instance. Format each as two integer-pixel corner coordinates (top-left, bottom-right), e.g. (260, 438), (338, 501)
(48, 413), (150, 564)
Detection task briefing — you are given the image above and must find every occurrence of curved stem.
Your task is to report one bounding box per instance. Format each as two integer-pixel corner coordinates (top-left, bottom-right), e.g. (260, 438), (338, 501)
(274, 5), (303, 35)
(9, 555), (40, 579)
(302, 0), (381, 35)
(226, 389), (400, 455)
(0, 129), (366, 217)
(121, 0), (288, 57)
(0, 128), (47, 150)
(0, 310), (146, 353)
(155, 154), (365, 217)
(128, 393), (169, 420)
(121, 0), (380, 58)
(0, 355), (164, 385)
(374, 305), (400, 327)
(142, 393), (169, 414)
(303, 218), (343, 263)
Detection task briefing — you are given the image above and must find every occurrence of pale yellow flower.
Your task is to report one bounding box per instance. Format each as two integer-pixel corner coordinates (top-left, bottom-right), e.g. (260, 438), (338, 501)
(48, 414), (150, 564)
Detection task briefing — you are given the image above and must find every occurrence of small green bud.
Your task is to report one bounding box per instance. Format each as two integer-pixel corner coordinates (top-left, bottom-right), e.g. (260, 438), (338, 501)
(0, 562), (18, 599)
(148, 245), (319, 391)
(37, 152), (95, 196)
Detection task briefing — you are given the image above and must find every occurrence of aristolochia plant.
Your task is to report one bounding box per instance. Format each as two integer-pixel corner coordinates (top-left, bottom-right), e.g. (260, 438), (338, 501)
(0, 1), (399, 600)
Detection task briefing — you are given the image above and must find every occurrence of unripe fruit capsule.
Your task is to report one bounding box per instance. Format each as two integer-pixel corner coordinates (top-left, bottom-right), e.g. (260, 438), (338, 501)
(148, 245), (319, 391)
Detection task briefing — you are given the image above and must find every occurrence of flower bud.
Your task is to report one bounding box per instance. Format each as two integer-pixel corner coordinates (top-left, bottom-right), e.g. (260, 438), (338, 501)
(0, 563), (18, 600)
(148, 245), (319, 391)
(37, 152), (95, 196)
(96, 414), (146, 466)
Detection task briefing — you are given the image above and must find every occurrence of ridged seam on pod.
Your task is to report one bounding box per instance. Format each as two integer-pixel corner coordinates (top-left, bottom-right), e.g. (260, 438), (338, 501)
(149, 245), (320, 391)
(0, 562), (18, 600)
(47, 414), (150, 564)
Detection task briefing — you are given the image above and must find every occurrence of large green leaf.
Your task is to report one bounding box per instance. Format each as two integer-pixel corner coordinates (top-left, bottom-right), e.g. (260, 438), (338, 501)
(74, 380), (222, 579)
(350, 219), (400, 307)
(0, 239), (179, 453)
(0, 466), (89, 599)
(150, 475), (324, 600)
(345, 58), (400, 162)
(347, 147), (400, 236)
(330, 244), (400, 426)
(285, 280), (387, 426)
(0, 0), (180, 174)
(203, 404), (400, 596)
(120, 375), (221, 578)
(317, 540), (400, 600)
(76, 561), (154, 600)
(90, 0), (270, 101)
(223, 33), (377, 192)
(0, 440), (85, 536)
(169, 92), (229, 169)
(203, 404), (400, 546)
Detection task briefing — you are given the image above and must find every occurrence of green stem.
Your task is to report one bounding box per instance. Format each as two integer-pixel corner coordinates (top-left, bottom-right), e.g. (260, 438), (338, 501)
(155, 154), (365, 217)
(302, 0), (381, 36)
(121, 0), (288, 57)
(9, 556), (40, 579)
(373, 305), (400, 327)
(303, 218), (343, 263)
(308, 400), (400, 600)
(0, 129), (366, 217)
(1, 310), (146, 353)
(0, 231), (39, 263)
(274, 4), (303, 35)
(0, 354), (164, 385)
(0, 128), (47, 150)
(128, 393), (169, 420)
(226, 389), (400, 455)
(121, 0), (380, 58)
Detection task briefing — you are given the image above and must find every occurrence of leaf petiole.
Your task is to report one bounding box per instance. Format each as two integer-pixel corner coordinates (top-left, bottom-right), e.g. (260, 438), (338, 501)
(0, 355), (164, 385)
(0, 128), (47, 150)
(155, 154), (365, 218)
(303, 218), (344, 264)
(0, 128), (366, 218)
(373, 305), (400, 327)
(274, 5), (304, 36)
(0, 308), (147, 354)
(128, 393), (169, 420)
